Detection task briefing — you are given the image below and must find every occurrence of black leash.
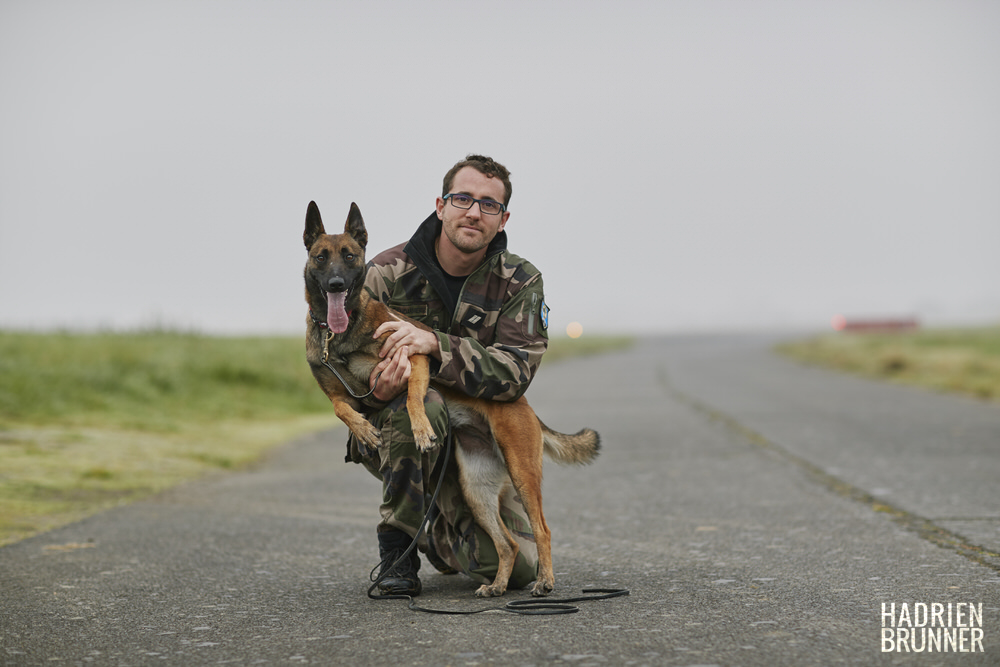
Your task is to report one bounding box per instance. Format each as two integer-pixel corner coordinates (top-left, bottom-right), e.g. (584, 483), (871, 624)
(406, 587), (630, 616)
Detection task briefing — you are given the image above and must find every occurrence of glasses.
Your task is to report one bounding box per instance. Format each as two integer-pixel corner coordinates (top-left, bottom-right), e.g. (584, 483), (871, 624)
(443, 193), (506, 216)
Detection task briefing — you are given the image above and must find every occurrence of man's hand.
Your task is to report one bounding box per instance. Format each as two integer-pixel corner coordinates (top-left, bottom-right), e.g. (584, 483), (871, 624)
(374, 320), (439, 361)
(369, 321), (439, 402)
(370, 345), (410, 402)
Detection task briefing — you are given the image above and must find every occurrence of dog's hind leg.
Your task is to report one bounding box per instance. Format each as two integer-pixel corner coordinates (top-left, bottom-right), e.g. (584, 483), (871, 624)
(489, 403), (554, 597)
(455, 445), (519, 598)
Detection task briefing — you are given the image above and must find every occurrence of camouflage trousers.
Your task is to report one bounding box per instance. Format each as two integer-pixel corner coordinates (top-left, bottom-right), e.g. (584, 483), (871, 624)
(346, 389), (538, 588)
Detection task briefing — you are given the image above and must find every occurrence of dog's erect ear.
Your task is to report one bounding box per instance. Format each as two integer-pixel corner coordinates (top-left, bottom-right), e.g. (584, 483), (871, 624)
(345, 202), (368, 249)
(304, 201), (325, 249)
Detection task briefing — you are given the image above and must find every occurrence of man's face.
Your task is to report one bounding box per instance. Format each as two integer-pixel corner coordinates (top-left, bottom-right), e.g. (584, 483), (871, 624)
(436, 166), (510, 257)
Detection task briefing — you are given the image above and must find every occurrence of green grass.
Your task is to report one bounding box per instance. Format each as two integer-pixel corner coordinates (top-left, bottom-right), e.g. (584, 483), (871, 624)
(0, 331), (334, 430)
(778, 325), (1000, 403)
(0, 330), (633, 546)
(0, 330), (341, 545)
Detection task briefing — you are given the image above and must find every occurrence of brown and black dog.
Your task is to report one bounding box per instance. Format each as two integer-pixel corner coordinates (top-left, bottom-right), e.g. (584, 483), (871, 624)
(303, 201), (600, 598)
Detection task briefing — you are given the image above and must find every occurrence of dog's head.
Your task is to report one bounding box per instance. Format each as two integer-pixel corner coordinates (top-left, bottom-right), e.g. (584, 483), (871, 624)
(303, 201), (368, 334)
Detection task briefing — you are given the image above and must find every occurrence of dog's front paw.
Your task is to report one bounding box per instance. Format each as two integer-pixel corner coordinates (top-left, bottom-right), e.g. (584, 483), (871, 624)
(353, 422), (383, 449)
(414, 429), (438, 453)
(530, 578), (554, 597)
(474, 582), (506, 598)
(410, 415), (438, 453)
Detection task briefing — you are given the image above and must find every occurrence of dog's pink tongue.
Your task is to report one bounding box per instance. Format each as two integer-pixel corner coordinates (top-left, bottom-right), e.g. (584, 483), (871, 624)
(326, 291), (350, 334)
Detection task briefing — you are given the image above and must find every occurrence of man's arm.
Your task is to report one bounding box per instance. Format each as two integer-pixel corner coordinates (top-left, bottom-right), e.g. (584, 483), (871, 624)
(429, 275), (546, 401)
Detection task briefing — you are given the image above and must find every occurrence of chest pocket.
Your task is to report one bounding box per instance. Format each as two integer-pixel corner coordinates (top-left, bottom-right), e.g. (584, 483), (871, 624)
(389, 303), (428, 319)
(388, 301), (446, 331)
(459, 306), (488, 331)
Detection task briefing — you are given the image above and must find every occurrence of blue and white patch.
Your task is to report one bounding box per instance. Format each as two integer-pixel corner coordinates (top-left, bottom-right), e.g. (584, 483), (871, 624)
(540, 300), (550, 331)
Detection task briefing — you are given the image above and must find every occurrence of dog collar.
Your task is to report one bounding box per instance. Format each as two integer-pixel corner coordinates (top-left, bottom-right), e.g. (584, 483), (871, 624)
(309, 310), (328, 328)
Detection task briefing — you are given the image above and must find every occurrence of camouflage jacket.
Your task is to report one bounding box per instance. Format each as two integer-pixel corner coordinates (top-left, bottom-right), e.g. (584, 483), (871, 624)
(365, 212), (548, 403)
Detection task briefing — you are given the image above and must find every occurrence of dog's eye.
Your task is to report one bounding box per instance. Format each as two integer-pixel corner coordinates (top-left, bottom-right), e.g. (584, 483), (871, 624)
(344, 253), (355, 262)
(314, 253), (326, 264)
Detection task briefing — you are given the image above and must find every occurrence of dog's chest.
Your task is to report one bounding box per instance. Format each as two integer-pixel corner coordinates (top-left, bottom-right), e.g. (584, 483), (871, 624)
(326, 341), (379, 385)
(344, 353), (379, 384)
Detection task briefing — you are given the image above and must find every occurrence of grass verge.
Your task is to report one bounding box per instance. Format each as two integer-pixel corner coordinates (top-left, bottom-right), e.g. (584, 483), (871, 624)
(777, 325), (1000, 403)
(0, 330), (632, 546)
(543, 334), (634, 365)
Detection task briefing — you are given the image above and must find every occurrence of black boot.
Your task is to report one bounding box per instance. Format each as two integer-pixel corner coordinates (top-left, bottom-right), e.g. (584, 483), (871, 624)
(374, 529), (422, 596)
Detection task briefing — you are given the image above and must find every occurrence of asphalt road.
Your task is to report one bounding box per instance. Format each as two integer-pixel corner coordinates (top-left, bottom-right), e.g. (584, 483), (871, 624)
(2, 334), (999, 666)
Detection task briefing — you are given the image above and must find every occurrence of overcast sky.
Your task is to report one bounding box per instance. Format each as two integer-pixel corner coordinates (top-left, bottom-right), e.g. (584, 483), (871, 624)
(2, 0), (998, 337)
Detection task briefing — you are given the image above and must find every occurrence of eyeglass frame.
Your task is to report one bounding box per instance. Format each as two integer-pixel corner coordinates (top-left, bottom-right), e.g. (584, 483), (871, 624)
(442, 193), (507, 216)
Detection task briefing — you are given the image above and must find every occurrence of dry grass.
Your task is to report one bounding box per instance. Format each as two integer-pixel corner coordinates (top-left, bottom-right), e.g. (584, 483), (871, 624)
(0, 416), (336, 545)
(777, 326), (1000, 403)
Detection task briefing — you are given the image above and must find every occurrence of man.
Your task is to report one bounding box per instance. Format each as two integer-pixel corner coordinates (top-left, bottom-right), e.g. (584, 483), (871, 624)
(345, 155), (549, 595)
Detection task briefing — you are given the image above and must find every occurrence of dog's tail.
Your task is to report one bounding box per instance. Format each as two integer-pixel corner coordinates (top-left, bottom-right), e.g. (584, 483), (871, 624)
(540, 421), (600, 465)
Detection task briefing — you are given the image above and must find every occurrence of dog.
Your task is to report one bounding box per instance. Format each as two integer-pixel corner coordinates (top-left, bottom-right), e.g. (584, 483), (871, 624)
(303, 201), (600, 598)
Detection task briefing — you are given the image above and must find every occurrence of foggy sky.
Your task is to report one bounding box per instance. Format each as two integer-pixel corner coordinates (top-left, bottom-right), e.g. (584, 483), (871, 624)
(2, 0), (998, 337)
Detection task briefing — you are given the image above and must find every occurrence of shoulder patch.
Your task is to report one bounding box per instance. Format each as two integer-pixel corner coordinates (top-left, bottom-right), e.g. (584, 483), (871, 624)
(540, 300), (550, 331)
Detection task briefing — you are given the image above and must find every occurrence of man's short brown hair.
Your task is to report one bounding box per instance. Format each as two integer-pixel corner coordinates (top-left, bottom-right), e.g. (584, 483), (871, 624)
(442, 155), (512, 207)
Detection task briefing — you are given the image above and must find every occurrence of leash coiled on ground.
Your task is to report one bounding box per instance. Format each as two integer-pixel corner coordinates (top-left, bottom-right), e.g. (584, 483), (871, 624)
(405, 588), (630, 616)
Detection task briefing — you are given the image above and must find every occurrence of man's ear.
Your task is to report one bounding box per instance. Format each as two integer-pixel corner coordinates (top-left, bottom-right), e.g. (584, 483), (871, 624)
(304, 201), (325, 249)
(497, 210), (510, 234)
(345, 202), (368, 249)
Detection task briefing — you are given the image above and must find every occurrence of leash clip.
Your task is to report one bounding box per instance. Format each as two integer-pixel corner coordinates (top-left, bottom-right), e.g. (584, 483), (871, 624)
(322, 329), (333, 364)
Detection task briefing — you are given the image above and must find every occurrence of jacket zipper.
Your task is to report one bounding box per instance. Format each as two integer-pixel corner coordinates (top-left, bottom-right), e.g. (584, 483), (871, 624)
(527, 292), (538, 336)
(449, 260), (489, 333)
